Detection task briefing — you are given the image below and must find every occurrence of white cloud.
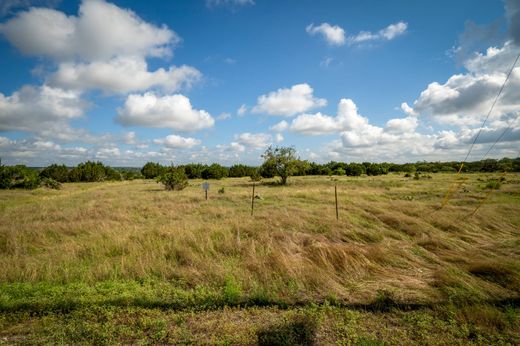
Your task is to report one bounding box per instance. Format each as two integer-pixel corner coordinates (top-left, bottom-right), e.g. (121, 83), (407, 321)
(216, 112), (231, 120)
(289, 98), (369, 135)
(347, 21), (407, 45)
(117, 93), (215, 131)
(154, 134), (201, 149)
(234, 132), (272, 149)
(0, 84), (85, 132)
(400, 102), (417, 116)
(385, 116), (418, 134)
(269, 120), (289, 132)
(253, 83), (327, 117)
(0, 0), (200, 94)
(413, 42), (520, 126)
(49, 57), (201, 94)
(0, 0), (176, 61)
(237, 104), (247, 116)
(306, 23), (346, 46)
(275, 133), (284, 142)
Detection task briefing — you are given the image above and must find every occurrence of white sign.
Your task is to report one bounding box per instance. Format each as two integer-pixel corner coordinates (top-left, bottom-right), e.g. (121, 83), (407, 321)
(202, 182), (210, 191)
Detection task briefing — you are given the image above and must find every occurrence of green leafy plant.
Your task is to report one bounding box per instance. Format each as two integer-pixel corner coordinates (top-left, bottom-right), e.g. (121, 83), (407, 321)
(157, 167), (188, 191)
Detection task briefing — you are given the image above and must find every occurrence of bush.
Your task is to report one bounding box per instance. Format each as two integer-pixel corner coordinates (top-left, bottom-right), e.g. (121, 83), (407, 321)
(141, 162), (165, 179)
(201, 163), (228, 180)
(40, 164), (69, 182)
(104, 167), (123, 181)
(41, 178), (62, 190)
(0, 164), (40, 189)
(250, 169), (262, 182)
(157, 167), (188, 191)
(485, 179), (501, 190)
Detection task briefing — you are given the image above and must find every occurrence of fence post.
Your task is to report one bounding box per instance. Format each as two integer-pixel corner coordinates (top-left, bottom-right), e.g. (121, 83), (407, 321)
(251, 183), (255, 216)
(335, 184), (339, 220)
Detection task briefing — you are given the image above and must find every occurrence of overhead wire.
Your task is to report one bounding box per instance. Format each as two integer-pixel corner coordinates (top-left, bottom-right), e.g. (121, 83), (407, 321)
(438, 51), (520, 210)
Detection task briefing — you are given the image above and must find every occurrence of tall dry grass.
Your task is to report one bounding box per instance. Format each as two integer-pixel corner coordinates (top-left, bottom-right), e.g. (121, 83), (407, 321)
(0, 173), (519, 305)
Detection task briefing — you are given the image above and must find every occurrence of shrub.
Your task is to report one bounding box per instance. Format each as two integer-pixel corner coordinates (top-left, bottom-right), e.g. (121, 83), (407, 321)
(141, 162), (165, 179)
(40, 164), (69, 182)
(157, 167), (188, 191)
(201, 163), (228, 180)
(41, 178), (62, 190)
(104, 167), (123, 181)
(250, 169), (262, 182)
(485, 179), (501, 190)
(0, 164), (40, 189)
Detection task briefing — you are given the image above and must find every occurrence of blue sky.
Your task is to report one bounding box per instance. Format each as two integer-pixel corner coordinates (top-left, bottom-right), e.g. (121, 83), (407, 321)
(0, 0), (519, 166)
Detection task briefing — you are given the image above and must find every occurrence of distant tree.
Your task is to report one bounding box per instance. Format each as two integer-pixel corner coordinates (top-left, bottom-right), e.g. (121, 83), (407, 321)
(104, 166), (123, 181)
(40, 164), (69, 182)
(229, 164), (256, 178)
(182, 163), (206, 179)
(333, 167), (346, 176)
(261, 146), (298, 185)
(141, 162), (165, 179)
(157, 167), (188, 190)
(345, 163), (365, 176)
(201, 163), (228, 180)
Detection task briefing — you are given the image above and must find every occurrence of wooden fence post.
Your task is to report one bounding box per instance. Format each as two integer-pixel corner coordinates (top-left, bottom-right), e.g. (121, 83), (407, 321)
(335, 184), (339, 220)
(251, 183), (255, 216)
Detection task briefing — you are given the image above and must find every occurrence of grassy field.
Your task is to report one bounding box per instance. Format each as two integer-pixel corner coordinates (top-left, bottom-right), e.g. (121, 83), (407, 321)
(1, 173), (519, 344)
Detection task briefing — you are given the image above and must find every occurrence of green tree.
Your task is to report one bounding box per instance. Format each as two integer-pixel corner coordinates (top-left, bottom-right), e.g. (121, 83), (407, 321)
(261, 146), (298, 185)
(157, 167), (188, 190)
(40, 164), (69, 182)
(201, 163), (228, 179)
(141, 162), (165, 179)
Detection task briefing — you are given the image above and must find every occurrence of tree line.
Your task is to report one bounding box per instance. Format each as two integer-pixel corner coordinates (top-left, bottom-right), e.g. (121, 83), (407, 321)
(1, 152), (519, 190)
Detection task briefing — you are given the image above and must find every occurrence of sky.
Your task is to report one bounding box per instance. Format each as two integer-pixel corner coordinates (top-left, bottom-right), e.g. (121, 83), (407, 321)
(0, 0), (519, 167)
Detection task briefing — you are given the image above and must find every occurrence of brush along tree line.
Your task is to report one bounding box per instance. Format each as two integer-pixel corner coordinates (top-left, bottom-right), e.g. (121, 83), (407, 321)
(1, 148), (520, 190)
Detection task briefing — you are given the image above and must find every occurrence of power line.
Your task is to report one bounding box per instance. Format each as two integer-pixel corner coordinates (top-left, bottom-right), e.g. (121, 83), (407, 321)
(438, 51), (520, 209)
(461, 52), (520, 163)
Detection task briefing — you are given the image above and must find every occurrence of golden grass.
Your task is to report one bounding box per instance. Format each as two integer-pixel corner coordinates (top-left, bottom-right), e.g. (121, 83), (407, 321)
(0, 173), (519, 306)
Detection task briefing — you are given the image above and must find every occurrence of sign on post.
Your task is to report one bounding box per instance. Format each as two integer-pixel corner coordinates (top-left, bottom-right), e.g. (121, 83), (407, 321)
(202, 182), (210, 200)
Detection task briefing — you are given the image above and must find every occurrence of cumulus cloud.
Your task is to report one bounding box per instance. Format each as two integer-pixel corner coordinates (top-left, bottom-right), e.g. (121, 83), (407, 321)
(269, 120), (289, 132)
(48, 58), (201, 94)
(0, 0), (199, 94)
(154, 134), (201, 149)
(400, 102), (417, 116)
(117, 93), (215, 131)
(289, 99), (368, 135)
(0, 85), (85, 132)
(385, 116), (418, 134)
(306, 23), (346, 46)
(117, 92), (215, 131)
(347, 21), (407, 45)
(253, 83), (327, 117)
(234, 132), (272, 149)
(413, 42), (520, 126)
(0, 0), (176, 61)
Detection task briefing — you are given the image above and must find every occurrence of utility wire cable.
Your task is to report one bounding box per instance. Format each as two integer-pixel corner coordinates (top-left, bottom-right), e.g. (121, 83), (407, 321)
(439, 52), (520, 209)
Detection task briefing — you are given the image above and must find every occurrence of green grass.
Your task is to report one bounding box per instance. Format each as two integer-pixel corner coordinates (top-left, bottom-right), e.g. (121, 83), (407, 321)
(0, 173), (519, 343)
